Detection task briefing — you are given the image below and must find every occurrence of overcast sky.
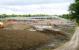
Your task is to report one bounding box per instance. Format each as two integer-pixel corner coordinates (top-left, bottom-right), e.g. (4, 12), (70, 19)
(0, 0), (74, 15)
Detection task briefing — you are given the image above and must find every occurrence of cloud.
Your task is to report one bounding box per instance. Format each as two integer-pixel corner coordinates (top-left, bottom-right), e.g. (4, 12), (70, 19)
(0, 0), (74, 5)
(0, 3), (70, 15)
(0, 0), (74, 15)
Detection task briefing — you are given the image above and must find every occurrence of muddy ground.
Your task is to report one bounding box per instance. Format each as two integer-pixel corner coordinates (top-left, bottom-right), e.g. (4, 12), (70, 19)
(0, 29), (71, 50)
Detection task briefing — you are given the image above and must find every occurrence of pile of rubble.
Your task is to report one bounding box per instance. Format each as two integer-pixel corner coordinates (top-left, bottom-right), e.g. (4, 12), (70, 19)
(0, 22), (4, 29)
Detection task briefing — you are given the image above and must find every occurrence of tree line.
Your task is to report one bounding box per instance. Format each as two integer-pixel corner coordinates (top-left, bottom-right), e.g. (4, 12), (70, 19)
(60, 0), (79, 24)
(0, 14), (49, 18)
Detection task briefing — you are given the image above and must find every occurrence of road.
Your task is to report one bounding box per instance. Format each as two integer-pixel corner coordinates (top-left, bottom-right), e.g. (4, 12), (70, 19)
(53, 27), (79, 50)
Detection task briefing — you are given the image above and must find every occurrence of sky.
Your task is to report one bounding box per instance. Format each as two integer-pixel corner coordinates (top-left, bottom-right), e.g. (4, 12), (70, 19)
(0, 0), (74, 15)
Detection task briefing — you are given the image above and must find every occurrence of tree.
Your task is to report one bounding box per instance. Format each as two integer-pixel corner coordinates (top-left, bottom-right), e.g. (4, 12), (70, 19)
(75, 0), (79, 2)
(69, 0), (79, 24)
(59, 14), (69, 19)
